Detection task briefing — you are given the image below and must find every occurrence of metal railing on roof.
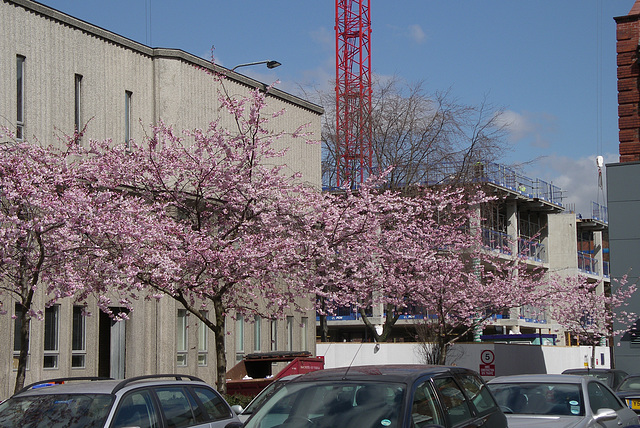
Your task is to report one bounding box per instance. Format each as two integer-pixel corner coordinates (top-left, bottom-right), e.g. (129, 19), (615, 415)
(323, 161), (565, 207)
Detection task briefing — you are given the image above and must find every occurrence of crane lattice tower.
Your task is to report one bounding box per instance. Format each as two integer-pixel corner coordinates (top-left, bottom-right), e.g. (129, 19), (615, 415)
(335, 0), (372, 188)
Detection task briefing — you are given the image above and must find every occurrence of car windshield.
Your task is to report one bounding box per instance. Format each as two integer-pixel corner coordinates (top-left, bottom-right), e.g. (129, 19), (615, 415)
(0, 393), (113, 428)
(618, 377), (640, 392)
(243, 379), (290, 415)
(490, 383), (584, 416)
(243, 381), (405, 428)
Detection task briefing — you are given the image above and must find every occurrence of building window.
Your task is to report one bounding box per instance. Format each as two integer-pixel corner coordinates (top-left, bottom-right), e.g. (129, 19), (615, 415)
(301, 317), (308, 352)
(198, 311), (208, 367)
(176, 309), (187, 366)
(235, 315), (244, 363)
(125, 90), (132, 148)
(44, 305), (60, 369)
(16, 55), (25, 140)
(13, 304), (29, 371)
(270, 319), (278, 351)
(74, 74), (83, 133)
(72, 306), (86, 368)
(254, 315), (261, 351)
(287, 316), (294, 351)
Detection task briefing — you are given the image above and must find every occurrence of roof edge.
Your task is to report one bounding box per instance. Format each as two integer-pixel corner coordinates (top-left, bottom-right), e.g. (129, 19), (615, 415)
(6, 0), (324, 115)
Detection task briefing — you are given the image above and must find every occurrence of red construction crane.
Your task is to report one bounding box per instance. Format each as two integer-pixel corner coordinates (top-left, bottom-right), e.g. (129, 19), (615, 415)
(335, 0), (372, 188)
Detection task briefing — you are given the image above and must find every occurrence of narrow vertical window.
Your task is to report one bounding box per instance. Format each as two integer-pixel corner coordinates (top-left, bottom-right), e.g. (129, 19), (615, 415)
(13, 304), (29, 370)
(125, 90), (132, 148)
(72, 306), (86, 368)
(198, 311), (208, 366)
(270, 319), (278, 351)
(74, 74), (83, 133)
(176, 309), (187, 366)
(287, 316), (294, 351)
(235, 315), (244, 363)
(44, 305), (60, 369)
(16, 55), (25, 140)
(254, 315), (261, 351)
(301, 317), (308, 352)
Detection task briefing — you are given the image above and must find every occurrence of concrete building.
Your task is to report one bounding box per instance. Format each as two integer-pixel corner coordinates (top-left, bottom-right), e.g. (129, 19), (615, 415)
(609, 1), (640, 373)
(320, 162), (611, 347)
(0, 0), (322, 398)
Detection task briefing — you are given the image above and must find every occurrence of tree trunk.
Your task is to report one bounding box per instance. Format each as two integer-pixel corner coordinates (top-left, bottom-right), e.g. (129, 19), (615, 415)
(14, 305), (31, 394)
(359, 305), (400, 342)
(173, 291), (228, 394)
(319, 314), (328, 342)
(319, 297), (328, 342)
(212, 296), (228, 394)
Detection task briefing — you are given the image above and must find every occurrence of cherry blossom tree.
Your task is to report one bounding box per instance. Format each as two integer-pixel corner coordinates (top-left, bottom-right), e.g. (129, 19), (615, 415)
(308, 181), (553, 363)
(80, 85), (319, 393)
(544, 274), (637, 365)
(0, 131), (126, 393)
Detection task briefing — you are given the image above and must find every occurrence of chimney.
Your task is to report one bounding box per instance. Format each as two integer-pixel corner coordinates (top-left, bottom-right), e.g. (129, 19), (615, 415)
(615, 1), (640, 162)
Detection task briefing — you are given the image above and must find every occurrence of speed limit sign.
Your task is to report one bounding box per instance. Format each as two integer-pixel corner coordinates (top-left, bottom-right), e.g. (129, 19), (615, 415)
(481, 350), (495, 365)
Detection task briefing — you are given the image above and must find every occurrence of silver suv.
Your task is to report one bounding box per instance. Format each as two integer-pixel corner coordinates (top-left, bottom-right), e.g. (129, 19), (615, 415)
(0, 374), (243, 428)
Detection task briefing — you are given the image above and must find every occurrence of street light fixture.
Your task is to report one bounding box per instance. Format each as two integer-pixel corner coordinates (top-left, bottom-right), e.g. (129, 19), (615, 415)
(231, 60), (281, 72)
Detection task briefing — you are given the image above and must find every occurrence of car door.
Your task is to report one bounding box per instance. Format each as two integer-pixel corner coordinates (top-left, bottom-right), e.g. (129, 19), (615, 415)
(111, 389), (160, 428)
(456, 373), (506, 428)
(433, 376), (477, 428)
(587, 381), (637, 428)
(411, 379), (446, 427)
(191, 386), (242, 428)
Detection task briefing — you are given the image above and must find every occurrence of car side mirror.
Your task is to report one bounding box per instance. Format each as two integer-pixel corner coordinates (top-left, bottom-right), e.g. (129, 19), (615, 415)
(593, 408), (617, 422)
(231, 404), (243, 414)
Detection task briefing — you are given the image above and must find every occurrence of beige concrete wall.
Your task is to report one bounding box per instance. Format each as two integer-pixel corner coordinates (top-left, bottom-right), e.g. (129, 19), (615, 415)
(0, 0), (321, 399)
(547, 213), (579, 276)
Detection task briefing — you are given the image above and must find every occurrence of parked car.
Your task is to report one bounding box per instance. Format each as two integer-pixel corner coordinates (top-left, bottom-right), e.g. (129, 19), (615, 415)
(0, 374), (242, 428)
(562, 368), (629, 390)
(616, 374), (640, 414)
(242, 364), (508, 428)
(233, 374), (301, 423)
(488, 374), (639, 428)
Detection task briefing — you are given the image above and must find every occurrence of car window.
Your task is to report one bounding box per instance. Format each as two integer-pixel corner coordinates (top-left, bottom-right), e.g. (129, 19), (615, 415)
(0, 393), (113, 428)
(434, 377), (473, 426)
(614, 372), (628, 389)
(244, 382), (405, 428)
(587, 382), (623, 412)
(111, 390), (159, 428)
(618, 377), (640, 392)
(489, 382), (584, 416)
(155, 386), (200, 427)
(458, 373), (497, 414)
(412, 380), (445, 427)
(193, 386), (232, 421)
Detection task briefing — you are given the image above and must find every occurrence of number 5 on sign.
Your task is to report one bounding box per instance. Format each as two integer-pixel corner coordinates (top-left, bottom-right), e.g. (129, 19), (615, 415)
(481, 350), (495, 365)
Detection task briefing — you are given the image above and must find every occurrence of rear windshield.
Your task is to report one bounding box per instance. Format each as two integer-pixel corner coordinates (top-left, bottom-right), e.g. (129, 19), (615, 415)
(244, 381), (406, 428)
(0, 393), (114, 428)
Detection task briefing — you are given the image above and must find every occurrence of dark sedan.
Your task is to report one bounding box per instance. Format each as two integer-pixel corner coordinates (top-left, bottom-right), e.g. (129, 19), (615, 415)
(617, 374), (640, 414)
(242, 364), (507, 428)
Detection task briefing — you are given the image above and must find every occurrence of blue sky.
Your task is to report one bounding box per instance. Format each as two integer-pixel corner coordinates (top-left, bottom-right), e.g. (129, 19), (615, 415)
(38, 0), (636, 216)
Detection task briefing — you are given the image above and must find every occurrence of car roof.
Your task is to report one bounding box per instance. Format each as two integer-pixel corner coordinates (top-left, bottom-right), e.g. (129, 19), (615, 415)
(563, 368), (626, 374)
(14, 374), (211, 397)
(488, 374), (589, 385)
(16, 379), (123, 396)
(291, 365), (476, 384)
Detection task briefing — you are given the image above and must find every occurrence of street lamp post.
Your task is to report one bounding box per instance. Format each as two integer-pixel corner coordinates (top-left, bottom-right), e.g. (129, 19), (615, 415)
(231, 60), (281, 72)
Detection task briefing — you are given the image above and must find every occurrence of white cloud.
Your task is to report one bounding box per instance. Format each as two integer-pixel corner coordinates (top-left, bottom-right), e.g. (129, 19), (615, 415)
(408, 24), (426, 44)
(523, 153), (616, 217)
(494, 109), (558, 151)
(310, 26), (334, 51)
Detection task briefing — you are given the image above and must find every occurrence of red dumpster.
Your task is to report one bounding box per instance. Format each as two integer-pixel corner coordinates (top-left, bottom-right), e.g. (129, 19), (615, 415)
(226, 351), (324, 396)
